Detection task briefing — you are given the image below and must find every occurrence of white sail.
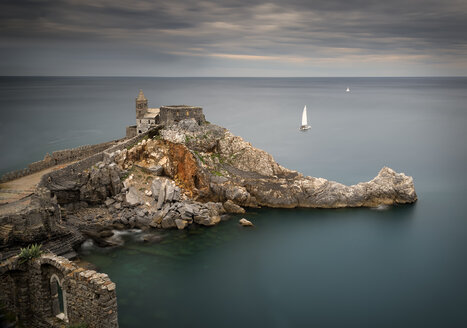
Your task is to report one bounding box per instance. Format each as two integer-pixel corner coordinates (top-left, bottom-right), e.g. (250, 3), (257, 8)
(301, 106), (308, 126)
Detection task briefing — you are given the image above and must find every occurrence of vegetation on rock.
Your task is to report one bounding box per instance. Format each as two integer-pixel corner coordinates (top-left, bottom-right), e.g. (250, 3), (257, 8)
(18, 243), (43, 263)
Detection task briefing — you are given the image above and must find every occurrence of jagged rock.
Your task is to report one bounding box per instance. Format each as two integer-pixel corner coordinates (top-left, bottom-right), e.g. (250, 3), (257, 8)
(126, 187), (142, 206)
(161, 215), (177, 229)
(223, 200), (245, 214)
(204, 202), (226, 216)
(156, 184), (166, 209)
(224, 185), (251, 204)
(194, 215), (221, 226)
(175, 219), (188, 230)
(148, 165), (163, 175)
(151, 178), (164, 199)
(166, 183), (175, 202)
(144, 190), (152, 197)
(105, 198), (115, 206)
(239, 218), (253, 227)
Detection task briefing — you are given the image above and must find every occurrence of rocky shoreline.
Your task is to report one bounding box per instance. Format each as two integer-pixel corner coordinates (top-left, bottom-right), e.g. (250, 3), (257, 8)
(1, 118), (417, 259)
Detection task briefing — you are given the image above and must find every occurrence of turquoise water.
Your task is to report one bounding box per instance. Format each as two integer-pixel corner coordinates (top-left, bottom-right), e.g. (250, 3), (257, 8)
(1, 77), (467, 327)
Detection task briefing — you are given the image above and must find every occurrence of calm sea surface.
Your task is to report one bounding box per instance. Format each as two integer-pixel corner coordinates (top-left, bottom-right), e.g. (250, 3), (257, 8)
(1, 77), (467, 327)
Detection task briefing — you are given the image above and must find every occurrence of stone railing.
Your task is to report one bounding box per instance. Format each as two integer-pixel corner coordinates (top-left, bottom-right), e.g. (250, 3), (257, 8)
(0, 140), (122, 183)
(38, 129), (155, 191)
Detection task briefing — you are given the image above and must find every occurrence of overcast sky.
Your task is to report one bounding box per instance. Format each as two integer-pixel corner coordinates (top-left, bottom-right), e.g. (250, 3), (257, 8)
(1, 0), (466, 76)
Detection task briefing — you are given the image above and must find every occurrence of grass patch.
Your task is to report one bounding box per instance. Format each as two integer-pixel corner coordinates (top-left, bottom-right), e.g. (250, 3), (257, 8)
(212, 170), (223, 177)
(210, 153), (225, 164)
(18, 244), (42, 264)
(193, 151), (205, 164)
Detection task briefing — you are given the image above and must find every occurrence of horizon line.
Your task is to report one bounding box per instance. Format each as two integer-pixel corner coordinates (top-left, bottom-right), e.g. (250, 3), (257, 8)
(1, 75), (466, 78)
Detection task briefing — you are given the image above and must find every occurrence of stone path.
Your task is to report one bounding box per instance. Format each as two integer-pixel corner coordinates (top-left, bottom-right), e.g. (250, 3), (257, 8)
(0, 162), (75, 206)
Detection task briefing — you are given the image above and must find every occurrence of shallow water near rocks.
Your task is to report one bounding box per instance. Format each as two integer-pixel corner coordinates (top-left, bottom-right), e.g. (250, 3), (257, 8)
(1, 77), (467, 327)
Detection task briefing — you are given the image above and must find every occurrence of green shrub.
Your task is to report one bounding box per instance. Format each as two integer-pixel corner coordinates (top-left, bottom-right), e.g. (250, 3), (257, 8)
(18, 244), (43, 264)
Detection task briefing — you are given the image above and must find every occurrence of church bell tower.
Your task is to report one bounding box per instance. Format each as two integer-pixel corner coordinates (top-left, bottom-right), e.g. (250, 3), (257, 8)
(135, 89), (148, 119)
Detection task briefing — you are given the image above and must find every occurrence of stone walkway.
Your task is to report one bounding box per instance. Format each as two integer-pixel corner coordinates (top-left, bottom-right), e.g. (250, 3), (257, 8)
(0, 162), (74, 206)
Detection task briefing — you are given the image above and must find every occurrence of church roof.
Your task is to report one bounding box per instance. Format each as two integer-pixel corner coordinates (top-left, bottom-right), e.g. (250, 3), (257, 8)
(136, 89), (147, 101)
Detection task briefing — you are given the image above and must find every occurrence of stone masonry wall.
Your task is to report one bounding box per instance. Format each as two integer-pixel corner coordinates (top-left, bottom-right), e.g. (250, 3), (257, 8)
(1, 140), (122, 183)
(160, 105), (205, 125)
(0, 253), (118, 327)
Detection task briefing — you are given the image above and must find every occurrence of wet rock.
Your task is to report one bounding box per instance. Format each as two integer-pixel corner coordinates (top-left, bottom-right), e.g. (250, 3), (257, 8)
(161, 216), (176, 229)
(239, 218), (253, 227)
(142, 234), (164, 243)
(194, 215), (221, 226)
(99, 230), (114, 238)
(223, 200), (245, 214)
(175, 219), (188, 230)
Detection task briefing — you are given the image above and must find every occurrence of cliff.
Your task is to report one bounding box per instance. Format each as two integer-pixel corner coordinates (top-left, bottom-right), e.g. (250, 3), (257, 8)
(116, 119), (417, 209)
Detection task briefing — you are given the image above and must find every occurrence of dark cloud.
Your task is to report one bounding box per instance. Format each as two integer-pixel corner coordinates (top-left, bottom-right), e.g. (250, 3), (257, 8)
(0, 0), (466, 76)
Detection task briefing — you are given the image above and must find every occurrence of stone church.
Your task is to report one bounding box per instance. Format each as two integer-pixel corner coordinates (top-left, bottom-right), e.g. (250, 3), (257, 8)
(126, 90), (205, 137)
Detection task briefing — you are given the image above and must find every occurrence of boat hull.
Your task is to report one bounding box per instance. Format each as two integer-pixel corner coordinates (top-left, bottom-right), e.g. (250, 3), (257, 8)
(299, 125), (311, 131)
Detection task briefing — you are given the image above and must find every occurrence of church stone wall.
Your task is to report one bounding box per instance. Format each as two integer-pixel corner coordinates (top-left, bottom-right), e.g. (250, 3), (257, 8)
(0, 253), (118, 328)
(159, 105), (205, 125)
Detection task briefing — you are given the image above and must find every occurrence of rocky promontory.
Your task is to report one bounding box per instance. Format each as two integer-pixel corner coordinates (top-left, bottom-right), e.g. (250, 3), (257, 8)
(1, 118), (417, 257)
(115, 118), (417, 210)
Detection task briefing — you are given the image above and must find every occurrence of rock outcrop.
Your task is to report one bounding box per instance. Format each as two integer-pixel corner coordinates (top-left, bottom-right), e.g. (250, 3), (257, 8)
(144, 119), (417, 208)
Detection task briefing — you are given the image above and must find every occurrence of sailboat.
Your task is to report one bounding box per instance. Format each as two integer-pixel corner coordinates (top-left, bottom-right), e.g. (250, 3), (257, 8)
(299, 105), (311, 131)
(346, 87), (350, 92)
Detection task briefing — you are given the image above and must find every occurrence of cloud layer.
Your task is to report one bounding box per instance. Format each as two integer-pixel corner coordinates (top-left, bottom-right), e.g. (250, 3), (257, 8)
(1, 0), (466, 76)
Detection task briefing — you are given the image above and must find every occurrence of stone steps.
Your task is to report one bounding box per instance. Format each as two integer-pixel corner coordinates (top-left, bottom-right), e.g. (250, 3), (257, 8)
(0, 229), (84, 261)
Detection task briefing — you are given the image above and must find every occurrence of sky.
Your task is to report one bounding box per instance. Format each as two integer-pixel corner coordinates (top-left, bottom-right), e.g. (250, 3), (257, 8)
(0, 0), (466, 77)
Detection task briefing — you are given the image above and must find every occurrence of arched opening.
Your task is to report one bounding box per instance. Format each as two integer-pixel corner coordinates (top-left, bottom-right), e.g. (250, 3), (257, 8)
(50, 274), (67, 321)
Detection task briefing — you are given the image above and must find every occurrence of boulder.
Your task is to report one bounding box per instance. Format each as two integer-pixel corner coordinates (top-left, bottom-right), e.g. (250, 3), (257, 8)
(223, 200), (245, 214)
(194, 215), (221, 226)
(175, 219), (188, 230)
(239, 218), (253, 227)
(161, 216), (176, 229)
(126, 187), (142, 206)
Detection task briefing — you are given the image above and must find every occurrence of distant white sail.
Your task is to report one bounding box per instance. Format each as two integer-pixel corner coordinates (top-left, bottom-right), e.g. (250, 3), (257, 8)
(346, 87), (350, 92)
(300, 105), (311, 131)
(302, 105), (308, 126)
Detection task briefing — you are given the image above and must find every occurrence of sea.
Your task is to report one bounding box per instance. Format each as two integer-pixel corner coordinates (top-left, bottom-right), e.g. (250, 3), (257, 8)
(1, 77), (466, 327)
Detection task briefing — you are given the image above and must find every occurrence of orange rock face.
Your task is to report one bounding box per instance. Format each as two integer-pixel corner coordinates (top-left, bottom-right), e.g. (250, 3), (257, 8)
(164, 141), (209, 199)
(117, 139), (210, 200)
